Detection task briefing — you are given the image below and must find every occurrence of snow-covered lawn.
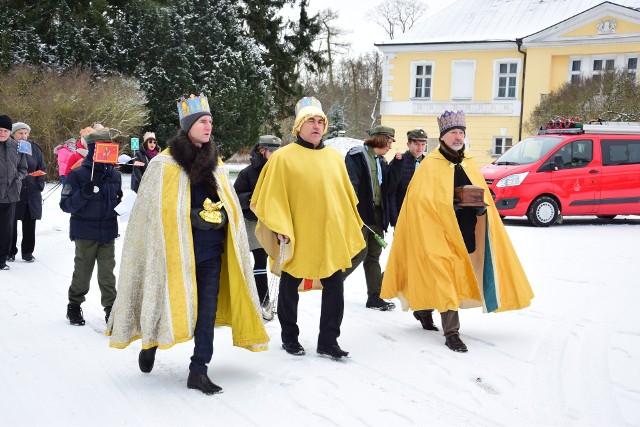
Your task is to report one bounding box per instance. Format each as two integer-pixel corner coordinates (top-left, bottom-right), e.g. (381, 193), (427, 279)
(1, 180), (639, 426)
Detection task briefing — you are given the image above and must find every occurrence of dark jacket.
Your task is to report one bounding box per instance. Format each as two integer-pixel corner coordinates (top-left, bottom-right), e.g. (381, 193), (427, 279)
(16, 140), (46, 220)
(345, 145), (389, 232)
(130, 146), (159, 193)
(0, 137), (28, 203)
(387, 150), (424, 227)
(60, 144), (123, 243)
(233, 144), (266, 222)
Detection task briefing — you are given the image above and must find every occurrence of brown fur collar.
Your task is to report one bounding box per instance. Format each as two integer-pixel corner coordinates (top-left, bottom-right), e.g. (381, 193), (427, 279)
(169, 131), (219, 197)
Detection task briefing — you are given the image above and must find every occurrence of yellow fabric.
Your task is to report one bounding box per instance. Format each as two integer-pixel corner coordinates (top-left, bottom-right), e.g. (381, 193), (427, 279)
(381, 148), (534, 313)
(251, 143), (365, 279)
(107, 151), (269, 352)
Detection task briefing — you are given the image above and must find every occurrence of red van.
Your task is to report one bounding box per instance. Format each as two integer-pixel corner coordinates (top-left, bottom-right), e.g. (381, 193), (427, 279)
(481, 123), (640, 226)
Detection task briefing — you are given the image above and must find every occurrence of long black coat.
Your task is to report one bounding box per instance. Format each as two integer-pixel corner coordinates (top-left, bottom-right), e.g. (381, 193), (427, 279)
(130, 147), (159, 193)
(233, 146), (266, 222)
(60, 144), (122, 244)
(16, 140), (46, 220)
(0, 138), (28, 203)
(345, 145), (389, 232)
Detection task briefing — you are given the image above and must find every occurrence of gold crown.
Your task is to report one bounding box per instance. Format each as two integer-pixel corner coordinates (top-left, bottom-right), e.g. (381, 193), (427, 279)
(177, 93), (210, 121)
(295, 97), (323, 116)
(437, 110), (466, 135)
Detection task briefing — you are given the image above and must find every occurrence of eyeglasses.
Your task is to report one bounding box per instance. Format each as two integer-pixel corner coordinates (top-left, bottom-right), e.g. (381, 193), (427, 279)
(147, 140), (157, 144)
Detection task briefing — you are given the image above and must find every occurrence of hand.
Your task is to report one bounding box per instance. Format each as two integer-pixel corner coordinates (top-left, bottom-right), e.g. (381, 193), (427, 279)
(83, 182), (98, 195)
(394, 151), (402, 160)
(278, 234), (290, 244)
(475, 206), (487, 216)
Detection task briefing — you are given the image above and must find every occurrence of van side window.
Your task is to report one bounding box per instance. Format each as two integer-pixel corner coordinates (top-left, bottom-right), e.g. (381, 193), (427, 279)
(553, 140), (593, 169)
(601, 139), (640, 166)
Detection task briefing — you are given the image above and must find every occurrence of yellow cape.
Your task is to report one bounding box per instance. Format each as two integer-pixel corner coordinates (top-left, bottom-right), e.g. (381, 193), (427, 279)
(107, 151), (269, 351)
(381, 149), (534, 313)
(251, 143), (365, 280)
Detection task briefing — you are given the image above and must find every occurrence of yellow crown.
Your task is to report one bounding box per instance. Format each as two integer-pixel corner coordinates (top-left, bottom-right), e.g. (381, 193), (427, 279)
(437, 110), (466, 135)
(295, 97), (323, 116)
(177, 93), (210, 121)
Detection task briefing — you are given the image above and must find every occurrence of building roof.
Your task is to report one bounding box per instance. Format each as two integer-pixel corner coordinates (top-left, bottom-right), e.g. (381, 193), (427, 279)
(379, 0), (640, 46)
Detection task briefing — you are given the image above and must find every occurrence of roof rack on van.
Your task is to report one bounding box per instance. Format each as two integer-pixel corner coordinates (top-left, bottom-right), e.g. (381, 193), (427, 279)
(582, 122), (640, 135)
(538, 128), (585, 135)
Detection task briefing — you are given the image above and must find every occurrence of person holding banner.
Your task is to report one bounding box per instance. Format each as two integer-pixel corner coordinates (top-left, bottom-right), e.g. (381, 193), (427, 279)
(8, 122), (46, 264)
(0, 115), (28, 271)
(60, 129), (122, 326)
(251, 97), (365, 359)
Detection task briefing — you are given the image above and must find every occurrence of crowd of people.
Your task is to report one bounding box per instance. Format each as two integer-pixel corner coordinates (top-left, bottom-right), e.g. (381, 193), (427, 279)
(0, 94), (534, 395)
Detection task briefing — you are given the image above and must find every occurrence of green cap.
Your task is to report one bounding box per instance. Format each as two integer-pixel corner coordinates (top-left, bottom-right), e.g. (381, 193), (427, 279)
(258, 134), (282, 149)
(368, 126), (395, 137)
(407, 128), (427, 140)
(84, 130), (112, 145)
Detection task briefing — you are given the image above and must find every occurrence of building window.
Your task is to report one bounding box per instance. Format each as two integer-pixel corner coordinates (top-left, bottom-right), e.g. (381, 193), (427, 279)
(628, 57), (638, 83)
(593, 58), (615, 79)
(570, 60), (582, 84)
(494, 61), (519, 99)
(451, 60), (475, 100)
(493, 137), (513, 156)
(411, 62), (433, 99)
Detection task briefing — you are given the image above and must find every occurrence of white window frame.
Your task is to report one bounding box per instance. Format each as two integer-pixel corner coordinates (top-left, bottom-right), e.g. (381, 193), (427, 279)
(493, 136), (513, 156)
(626, 55), (639, 83)
(567, 54), (639, 83)
(450, 60), (476, 101)
(410, 60), (435, 100)
(570, 59), (582, 85)
(493, 59), (521, 100)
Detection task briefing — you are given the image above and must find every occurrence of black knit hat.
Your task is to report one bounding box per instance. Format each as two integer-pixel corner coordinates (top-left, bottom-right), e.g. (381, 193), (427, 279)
(0, 115), (12, 131)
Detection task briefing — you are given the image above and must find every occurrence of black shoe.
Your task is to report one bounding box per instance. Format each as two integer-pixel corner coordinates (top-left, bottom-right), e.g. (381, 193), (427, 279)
(445, 335), (468, 353)
(66, 303), (85, 326)
(187, 372), (223, 395)
(413, 310), (439, 331)
(104, 306), (112, 324)
(282, 342), (305, 356)
(0, 264), (9, 271)
(7, 255), (15, 262)
(138, 346), (157, 373)
(317, 344), (349, 359)
(366, 295), (396, 311)
(22, 254), (35, 263)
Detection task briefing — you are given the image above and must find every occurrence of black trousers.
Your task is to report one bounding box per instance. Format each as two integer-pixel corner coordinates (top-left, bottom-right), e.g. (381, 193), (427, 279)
(189, 256), (222, 375)
(251, 247), (269, 304)
(278, 269), (344, 347)
(10, 207), (36, 257)
(0, 203), (16, 264)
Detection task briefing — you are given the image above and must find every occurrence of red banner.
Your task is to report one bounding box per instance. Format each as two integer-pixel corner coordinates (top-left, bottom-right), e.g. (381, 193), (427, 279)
(93, 142), (119, 164)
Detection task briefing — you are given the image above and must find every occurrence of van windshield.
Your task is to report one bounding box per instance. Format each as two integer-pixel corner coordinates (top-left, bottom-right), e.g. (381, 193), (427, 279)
(495, 136), (563, 165)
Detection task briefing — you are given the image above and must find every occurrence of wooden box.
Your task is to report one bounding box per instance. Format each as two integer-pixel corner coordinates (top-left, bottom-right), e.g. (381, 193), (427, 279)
(454, 185), (488, 207)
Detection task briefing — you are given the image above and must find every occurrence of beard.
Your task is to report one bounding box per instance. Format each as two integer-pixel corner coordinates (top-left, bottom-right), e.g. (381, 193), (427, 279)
(170, 132), (219, 197)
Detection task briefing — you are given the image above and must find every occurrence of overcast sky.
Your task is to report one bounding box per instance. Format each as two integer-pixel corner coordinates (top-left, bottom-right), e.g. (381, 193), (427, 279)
(296, 0), (457, 56)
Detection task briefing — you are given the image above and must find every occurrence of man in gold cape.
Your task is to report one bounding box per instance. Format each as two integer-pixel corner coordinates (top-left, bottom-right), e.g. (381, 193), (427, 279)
(251, 96), (365, 359)
(381, 110), (533, 352)
(107, 94), (268, 395)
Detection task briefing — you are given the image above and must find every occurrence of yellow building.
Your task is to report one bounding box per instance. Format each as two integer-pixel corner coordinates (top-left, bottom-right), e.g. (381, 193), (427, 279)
(375, 0), (640, 165)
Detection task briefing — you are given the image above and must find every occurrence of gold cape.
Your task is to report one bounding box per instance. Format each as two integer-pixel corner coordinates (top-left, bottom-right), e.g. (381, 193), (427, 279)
(381, 149), (534, 313)
(250, 143), (365, 280)
(106, 151), (269, 351)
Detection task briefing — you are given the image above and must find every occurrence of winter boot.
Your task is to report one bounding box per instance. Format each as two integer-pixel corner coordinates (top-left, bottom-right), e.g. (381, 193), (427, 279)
(22, 254), (35, 263)
(0, 263), (9, 271)
(445, 334), (468, 353)
(413, 310), (439, 331)
(104, 306), (112, 324)
(138, 346), (158, 373)
(187, 372), (223, 395)
(282, 342), (306, 356)
(366, 293), (396, 311)
(317, 344), (349, 359)
(7, 255), (15, 262)
(66, 303), (85, 326)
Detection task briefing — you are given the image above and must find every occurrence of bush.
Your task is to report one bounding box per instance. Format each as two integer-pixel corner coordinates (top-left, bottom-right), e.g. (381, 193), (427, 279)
(0, 65), (148, 179)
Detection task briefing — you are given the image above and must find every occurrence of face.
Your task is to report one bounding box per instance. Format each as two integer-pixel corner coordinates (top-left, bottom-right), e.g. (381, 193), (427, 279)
(0, 128), (9, 142)
(188, 115), (213, 145)
(441, 128), (465, 152)
(13, 129), (29, 141)
(263, 149), (273, 160)
(146, 139), (157, 150)
(298, 115), (325, 147)
(373, 135), (393, 156)
(407, 138), (427, 158)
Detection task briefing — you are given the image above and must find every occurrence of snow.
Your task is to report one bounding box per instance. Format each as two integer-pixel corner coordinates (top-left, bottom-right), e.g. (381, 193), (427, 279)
(2, 179), (640, 426)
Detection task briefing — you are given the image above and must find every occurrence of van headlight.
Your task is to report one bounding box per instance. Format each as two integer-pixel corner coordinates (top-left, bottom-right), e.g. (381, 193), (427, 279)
(496, 172), (529, 187)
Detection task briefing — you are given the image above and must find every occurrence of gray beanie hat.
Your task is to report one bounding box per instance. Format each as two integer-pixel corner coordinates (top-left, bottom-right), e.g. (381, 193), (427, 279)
(11, 122), (31, 135)
(180, 111), (212, 133)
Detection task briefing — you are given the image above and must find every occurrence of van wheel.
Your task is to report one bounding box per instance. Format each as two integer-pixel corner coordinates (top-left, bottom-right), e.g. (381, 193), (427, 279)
(596, 215), (617, 220)
(527, 196), (559, 227)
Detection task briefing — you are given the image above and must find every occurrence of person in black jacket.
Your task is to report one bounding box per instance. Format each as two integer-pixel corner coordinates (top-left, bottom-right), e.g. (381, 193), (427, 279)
(233, 135), (281, 313)
(8, 122), (46, 264)
(343, 126), (395, 311)
(387, 128), (438, 331)
(60, 129), (122, 326)
(130, 131), (160, 193)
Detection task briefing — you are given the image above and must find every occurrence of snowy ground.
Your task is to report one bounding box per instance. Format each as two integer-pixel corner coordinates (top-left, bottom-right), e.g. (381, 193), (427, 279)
(1, 179), (639, 427)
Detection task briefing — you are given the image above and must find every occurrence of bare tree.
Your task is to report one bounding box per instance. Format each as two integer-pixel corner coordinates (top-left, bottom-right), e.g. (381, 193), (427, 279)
(318, 8), (352, 96)
(367, 0), (428, 40)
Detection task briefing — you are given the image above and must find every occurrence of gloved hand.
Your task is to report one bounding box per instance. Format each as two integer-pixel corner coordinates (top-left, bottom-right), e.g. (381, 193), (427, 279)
(191, 208), (227, 230)
(83, 181), (99, 195)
